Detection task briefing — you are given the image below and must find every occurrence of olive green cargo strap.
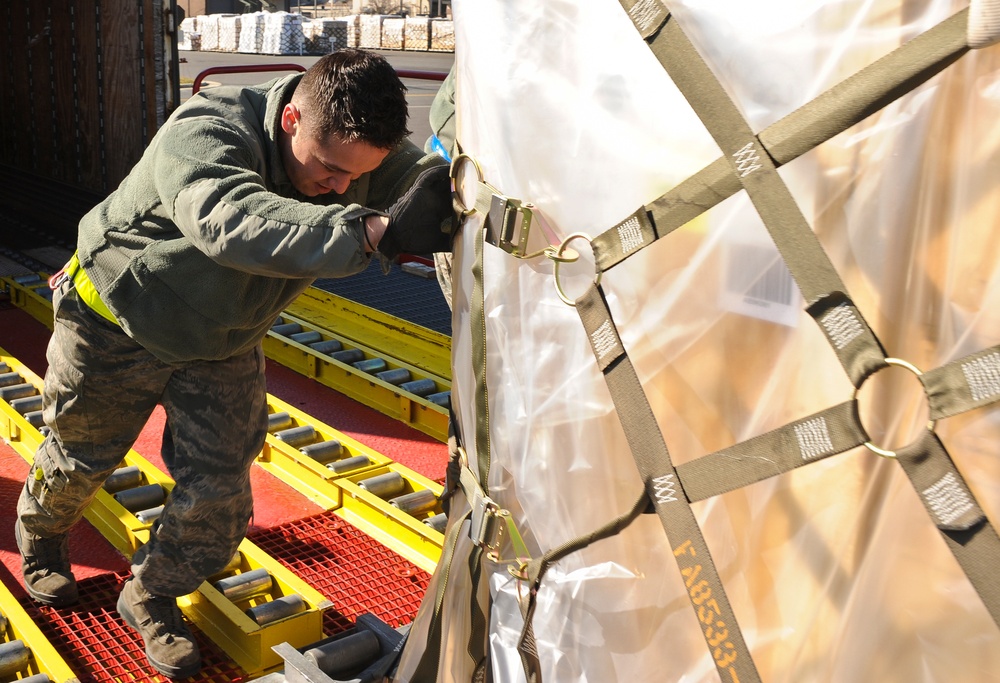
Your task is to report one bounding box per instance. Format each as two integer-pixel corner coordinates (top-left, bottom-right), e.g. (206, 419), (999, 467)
(969, 0), (1000, 48)
(920, 345), (1000, 419)
(621, 3), (893, 387)
(573, 283), (760, 683)
(896, 431), (1000, 618)
(592, 7), (971, 275)
(408, 507), (473, 682)
(676, 400), (866, 502)
(413, 190), (500, 681)
(517, 491), (651, 683)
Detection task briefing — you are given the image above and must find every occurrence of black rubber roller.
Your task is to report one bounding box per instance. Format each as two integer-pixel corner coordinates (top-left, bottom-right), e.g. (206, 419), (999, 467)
(305, 629), (381, 676)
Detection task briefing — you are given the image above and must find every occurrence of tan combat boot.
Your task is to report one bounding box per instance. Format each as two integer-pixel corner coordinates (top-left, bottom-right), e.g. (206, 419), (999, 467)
(117, 577), (202, 679)
(15, 519), (79, 607)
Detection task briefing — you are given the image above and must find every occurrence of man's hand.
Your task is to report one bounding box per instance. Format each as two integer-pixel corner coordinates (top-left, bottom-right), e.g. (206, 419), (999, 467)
(377, 165), (454, 260)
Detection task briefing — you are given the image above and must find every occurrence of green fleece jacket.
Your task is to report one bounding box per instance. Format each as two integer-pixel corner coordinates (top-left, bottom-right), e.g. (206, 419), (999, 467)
(76, 74), (442, 364)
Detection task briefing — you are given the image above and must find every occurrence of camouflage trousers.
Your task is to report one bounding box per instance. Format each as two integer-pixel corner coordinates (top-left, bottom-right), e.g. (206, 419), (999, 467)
(17, 280), (268, 597)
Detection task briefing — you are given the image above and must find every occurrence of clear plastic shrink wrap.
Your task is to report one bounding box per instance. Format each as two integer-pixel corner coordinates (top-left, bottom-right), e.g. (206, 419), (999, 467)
(395, 1), (1000, 682)
(238, 12), (266, 54)
(217, 14), (242, 53)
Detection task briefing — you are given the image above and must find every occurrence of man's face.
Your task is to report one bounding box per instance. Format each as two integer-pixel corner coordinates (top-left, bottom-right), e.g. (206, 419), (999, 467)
(280, 103), (389, 197)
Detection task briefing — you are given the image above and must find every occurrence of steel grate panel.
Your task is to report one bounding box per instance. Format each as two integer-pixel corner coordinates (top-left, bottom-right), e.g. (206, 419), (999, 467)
(247, 510), (430, 636)
(19, 572), (246, 683)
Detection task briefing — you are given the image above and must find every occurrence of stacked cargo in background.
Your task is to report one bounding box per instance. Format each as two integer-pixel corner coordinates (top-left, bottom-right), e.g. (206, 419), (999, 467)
(178, 16), (201, 51)
(343, 14), (361, 47)
(261, 12), (305, 55)
(429, 18), (454, 52)
(404, 17), (432, 51)
(238, 12), (267, 54)
(304, 18), (350, 54)
(360, 14), (393, 48)
(382, 17), (406, 50)
(177, 12), (452, 54)
(218, 15), (242, 53)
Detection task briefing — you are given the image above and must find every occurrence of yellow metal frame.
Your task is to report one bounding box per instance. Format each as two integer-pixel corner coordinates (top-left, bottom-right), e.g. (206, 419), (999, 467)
(260, 395), (445, 573)
(331, 464), (445, 574)
(1, 274), (55, 331)
(0, 348), (329, 676)
(289, 287), (451, 380)
(259, 395), (393, 509)
(0, 579), (80, 683)
(3, 275), (451, 442)
(263, 313), (450, 443)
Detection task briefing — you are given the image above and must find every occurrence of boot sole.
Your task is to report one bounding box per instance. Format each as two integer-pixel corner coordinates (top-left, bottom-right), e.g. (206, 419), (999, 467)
(14, 522), (79, 607)
(117, 590), (202, 679)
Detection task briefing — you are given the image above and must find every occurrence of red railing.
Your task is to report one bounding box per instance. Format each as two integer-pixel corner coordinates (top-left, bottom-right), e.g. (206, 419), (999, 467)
(192, 63), (307, 94)
(192, 64), (447, 94)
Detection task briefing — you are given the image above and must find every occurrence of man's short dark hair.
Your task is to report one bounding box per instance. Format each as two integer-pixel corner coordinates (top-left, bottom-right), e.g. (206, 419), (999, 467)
(294, 48), (411, 150)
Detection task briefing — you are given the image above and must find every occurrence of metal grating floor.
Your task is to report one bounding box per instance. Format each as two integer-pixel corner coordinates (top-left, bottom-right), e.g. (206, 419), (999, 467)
(247, 509), (430, 636)
(313, 259), (452, 337)
(19, 572), (247, 683)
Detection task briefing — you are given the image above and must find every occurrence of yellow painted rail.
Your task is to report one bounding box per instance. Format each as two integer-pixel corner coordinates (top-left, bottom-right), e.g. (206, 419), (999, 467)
(2, 275), (452, 442)
(0, 348), (329, 675)
(0, 578), (80, 683)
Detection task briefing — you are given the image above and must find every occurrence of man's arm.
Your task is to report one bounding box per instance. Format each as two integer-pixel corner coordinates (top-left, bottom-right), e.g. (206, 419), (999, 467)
(152, 117), (380, 279)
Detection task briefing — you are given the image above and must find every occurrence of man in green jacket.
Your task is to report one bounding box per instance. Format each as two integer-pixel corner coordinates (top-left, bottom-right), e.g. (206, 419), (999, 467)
(14, 48), (452, 679)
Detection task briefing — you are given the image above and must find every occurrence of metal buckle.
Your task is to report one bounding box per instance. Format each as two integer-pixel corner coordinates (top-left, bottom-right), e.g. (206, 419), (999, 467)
(486, 192), (535, 257)
(450, 152), (537, 258)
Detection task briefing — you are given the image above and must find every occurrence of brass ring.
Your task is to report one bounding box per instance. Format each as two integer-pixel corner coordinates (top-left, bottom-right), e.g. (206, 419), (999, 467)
(553, 233), (601, 306)
(851, 357), (936, 458)
(450, 153), (485, 217)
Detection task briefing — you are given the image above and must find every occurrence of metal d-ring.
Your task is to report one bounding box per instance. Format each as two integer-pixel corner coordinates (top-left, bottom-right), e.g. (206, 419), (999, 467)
(553, 233), (602, 306)
(852, 357), (937, 458)
(449, 153), (485, 217)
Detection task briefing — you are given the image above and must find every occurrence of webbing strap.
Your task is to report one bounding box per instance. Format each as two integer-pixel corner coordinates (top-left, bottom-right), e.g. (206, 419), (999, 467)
(576, 283), (761, 683)
(920, 345), (1000, 420)
(408, 508), (473, 682)
(969, 0), (1000, 48)
(618, 4), (887, 387)
(676, 400), (866, 503)
(594, 8), (970, 273)
(517, 491), (650, 682)
(896, 431), (1000, 625)
(467, 546), (491, 683)
(472, 216), (492, 491)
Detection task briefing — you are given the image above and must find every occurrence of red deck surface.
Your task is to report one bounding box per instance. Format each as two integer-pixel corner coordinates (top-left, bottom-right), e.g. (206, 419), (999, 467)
(0, 297), (446, 680)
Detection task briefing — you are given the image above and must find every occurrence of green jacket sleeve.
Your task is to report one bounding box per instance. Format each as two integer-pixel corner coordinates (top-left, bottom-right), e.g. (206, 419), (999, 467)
(150, 115), (376, 280)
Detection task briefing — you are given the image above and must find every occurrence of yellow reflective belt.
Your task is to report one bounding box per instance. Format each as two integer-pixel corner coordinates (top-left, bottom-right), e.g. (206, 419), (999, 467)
(65, 253), (119, 325)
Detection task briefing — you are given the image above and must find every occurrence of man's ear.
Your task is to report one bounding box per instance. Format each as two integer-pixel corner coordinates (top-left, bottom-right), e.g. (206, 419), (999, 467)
(280, 103), (300, 135)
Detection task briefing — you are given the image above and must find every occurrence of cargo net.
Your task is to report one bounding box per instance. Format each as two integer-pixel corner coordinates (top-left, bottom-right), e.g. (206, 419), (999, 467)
(450, 4), (1000, 683)
(247, 509), (430, 636)
(19, 572), (245, 683)
(519, 7), (1000, 683)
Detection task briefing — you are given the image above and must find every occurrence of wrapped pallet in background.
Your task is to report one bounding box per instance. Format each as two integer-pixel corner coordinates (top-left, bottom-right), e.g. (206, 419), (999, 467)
(360, 14), (397, 48)
(304, 18), (348, 54)
(261, 11), (305, 55)
(429, 18), (454, 51)
(342, 14), (361, 47)
(382, 17), (406, 50)
(217, 14), (242, 53)
(404, 16), (431, 51)
(238, 12), (266, 54)
(178, 16), (199, 51)
(393, 1), (1000, 682)
(198, 14), (223, 52)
